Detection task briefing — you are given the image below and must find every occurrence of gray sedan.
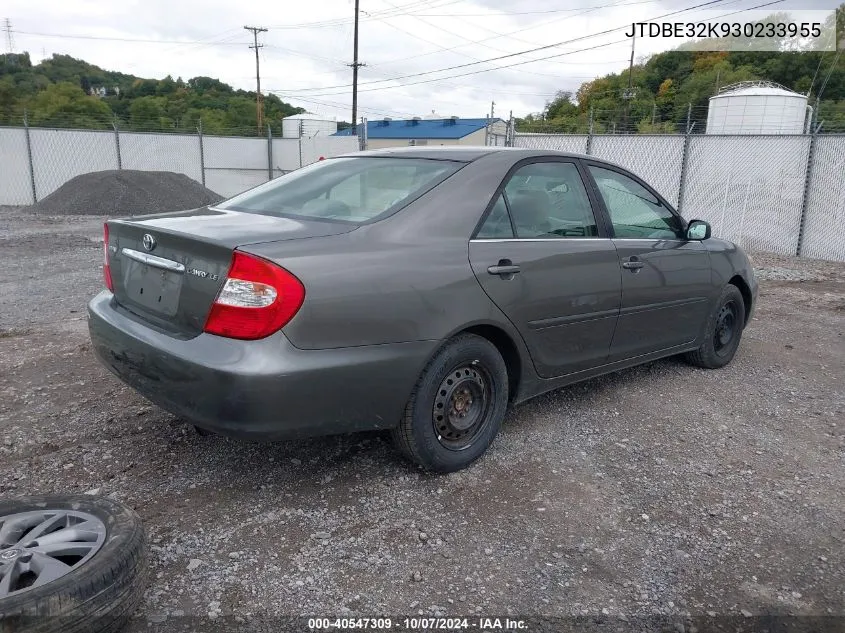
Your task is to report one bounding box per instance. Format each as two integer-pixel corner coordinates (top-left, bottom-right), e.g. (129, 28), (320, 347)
(88, 147), (758, 472)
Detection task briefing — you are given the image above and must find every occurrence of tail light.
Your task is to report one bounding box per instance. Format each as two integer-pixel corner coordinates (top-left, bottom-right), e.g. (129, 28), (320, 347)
(204, 251), (305, 341)
(103, 223), (114, 292)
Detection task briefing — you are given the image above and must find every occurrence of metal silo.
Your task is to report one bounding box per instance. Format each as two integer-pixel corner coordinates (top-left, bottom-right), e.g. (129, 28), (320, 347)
(706, 81), (810, 135)
(281, 113), (338, 138)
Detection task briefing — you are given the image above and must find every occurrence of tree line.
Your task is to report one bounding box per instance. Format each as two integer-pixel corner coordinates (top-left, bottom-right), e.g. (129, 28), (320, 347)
(517, 7), (845, 134)
(0, 53), (307, 136)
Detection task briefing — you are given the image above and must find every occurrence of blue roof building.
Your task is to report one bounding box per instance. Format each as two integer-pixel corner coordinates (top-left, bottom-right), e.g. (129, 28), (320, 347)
(333, 116), (506, 148)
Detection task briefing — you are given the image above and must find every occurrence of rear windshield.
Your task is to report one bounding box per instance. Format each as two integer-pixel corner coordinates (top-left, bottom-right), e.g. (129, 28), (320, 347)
(215, 157), (464, 223)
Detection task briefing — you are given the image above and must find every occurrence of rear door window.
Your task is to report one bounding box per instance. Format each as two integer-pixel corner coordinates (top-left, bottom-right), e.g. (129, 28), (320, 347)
(502, 161), (598, 239)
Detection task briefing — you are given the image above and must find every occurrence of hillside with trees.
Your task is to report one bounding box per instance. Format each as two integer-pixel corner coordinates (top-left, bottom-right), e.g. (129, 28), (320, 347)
(519, 6), (845, 133)
(0, 53), (305, 135)
(1, 7), (842, 137)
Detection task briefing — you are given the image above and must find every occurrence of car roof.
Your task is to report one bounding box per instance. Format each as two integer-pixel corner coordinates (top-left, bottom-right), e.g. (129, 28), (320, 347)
(333, 145), (625, 170)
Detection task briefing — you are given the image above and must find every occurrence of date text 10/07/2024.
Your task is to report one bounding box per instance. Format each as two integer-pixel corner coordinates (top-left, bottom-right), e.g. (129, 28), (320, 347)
(307, 618), (529, 631)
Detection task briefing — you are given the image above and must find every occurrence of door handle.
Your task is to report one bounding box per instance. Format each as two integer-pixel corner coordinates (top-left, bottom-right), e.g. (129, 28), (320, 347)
(622, 260), (645, 270)
(487, 259), (520, 278)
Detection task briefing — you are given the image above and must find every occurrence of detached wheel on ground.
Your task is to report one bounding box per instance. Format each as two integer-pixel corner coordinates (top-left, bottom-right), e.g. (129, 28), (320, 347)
(0, 495), (148, 633)
(392, 333), (509, 473)
(685, 284), (747, 369)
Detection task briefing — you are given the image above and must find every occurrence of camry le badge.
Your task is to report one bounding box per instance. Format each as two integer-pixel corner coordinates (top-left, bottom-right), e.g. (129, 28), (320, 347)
(142, 234), (157, 252)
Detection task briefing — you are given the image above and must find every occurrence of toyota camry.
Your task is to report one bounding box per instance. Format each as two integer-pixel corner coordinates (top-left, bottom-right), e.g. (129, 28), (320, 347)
(88, 147), (758, 472)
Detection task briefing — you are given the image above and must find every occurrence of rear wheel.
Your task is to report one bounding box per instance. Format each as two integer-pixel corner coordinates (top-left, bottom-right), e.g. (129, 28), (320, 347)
(685, 284), (746, 369)
(392, 334), (509, 473)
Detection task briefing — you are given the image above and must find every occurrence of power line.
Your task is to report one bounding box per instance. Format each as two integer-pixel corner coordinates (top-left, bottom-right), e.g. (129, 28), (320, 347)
(373, 0), (665, 69)
(310, 38), (634, 97)
(815, 45), (844, 106)
(276, 0), (735, 97)
(299, 0), (785, 99)
(265, 0), (465, 31)
(244, 26), (268, 133)
(374, 0), (586, 80)
(12, 29), (250, 46)
(285, 94), (418, 119)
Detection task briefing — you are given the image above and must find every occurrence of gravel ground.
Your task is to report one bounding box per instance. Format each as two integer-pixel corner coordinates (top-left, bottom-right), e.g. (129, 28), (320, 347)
(28, 170), (222, 216)
(1, 208), (843, 632)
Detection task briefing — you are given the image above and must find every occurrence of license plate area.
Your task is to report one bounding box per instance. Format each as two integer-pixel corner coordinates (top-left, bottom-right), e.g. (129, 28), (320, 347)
(123, 259), (183, 317)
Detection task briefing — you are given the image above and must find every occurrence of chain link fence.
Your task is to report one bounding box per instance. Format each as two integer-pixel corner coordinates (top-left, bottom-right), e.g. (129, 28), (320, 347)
(801, 135), (845, 261)
(203, 135), (271, 197)
(511, 131), (845, 262)
(682, 135), (811, 255)
(119, 131), (203, 183)
(0, 123), (359, 204)
(29, 129), (118, 201)
(0, 128), (33, 205)
(513, 133), (589, 154)
(590, 135), (686, 206)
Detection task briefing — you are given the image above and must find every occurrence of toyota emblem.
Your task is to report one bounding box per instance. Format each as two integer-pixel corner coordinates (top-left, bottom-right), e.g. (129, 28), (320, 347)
(142, 234), (157, 251)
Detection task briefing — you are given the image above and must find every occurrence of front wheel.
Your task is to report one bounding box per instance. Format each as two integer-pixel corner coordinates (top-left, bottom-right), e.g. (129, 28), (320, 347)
(392, 334), (509, 473)
(684, 284), (746, 369)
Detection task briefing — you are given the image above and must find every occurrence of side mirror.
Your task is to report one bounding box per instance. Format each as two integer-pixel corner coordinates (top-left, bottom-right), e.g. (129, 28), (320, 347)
(686, 219), (711, 241)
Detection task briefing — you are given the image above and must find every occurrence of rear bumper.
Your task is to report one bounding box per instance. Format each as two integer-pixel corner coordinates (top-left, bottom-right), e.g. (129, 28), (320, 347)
(87, 291), (436, 440)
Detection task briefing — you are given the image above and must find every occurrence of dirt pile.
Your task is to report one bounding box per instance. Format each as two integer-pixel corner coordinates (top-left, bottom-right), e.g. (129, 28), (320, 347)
(30, 170), (223, 216)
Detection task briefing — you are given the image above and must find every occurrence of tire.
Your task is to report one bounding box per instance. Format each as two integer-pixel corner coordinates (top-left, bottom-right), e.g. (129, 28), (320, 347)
(392, 333), (509, 473)
(684, 284), (746, 369)
(0, 495), (148, 633)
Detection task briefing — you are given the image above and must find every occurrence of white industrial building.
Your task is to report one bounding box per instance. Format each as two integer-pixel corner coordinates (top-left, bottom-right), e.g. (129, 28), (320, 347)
(706, 81), (811, 135)
(281, 113), (339, 138)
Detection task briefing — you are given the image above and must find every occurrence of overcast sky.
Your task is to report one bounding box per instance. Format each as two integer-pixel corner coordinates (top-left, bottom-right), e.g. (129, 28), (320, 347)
(5, 0), (838, 122)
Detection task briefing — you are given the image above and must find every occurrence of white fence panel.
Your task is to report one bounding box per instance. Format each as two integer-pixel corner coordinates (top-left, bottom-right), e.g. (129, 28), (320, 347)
(203, 136), (271, 197)
(272, 138), (303, 172)
(800, 136), (845, 261)
(120, 132), (202, 182)
(203, 136), (268, 170)
(590, 135), (686, 206)
(300, 137), (360, 167)
(682, 135), (811, 255)
(4, 124), (844, 262)
(489, 133), (507, 147)
(0, 128), (34, 205)
(30, 129), (118, 201)
(513, 133), (589, 154)
(205, 170), (268, 199)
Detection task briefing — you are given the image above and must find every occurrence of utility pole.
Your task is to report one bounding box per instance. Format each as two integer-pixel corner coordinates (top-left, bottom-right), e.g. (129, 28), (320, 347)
(349, 0), (366, 136)
(244, 25), (268, 134)
(622, 31), (636, 133)
(490, 100), (495, 119)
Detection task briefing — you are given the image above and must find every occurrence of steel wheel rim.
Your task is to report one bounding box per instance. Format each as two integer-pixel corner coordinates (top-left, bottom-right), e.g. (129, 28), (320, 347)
(714, 300), (738, 355)
(0, 510), (106, 597)
(432, 363), (493, 451)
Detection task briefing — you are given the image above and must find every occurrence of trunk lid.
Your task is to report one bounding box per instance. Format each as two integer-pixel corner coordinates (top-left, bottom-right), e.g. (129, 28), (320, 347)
(107, 206), (354, 337)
